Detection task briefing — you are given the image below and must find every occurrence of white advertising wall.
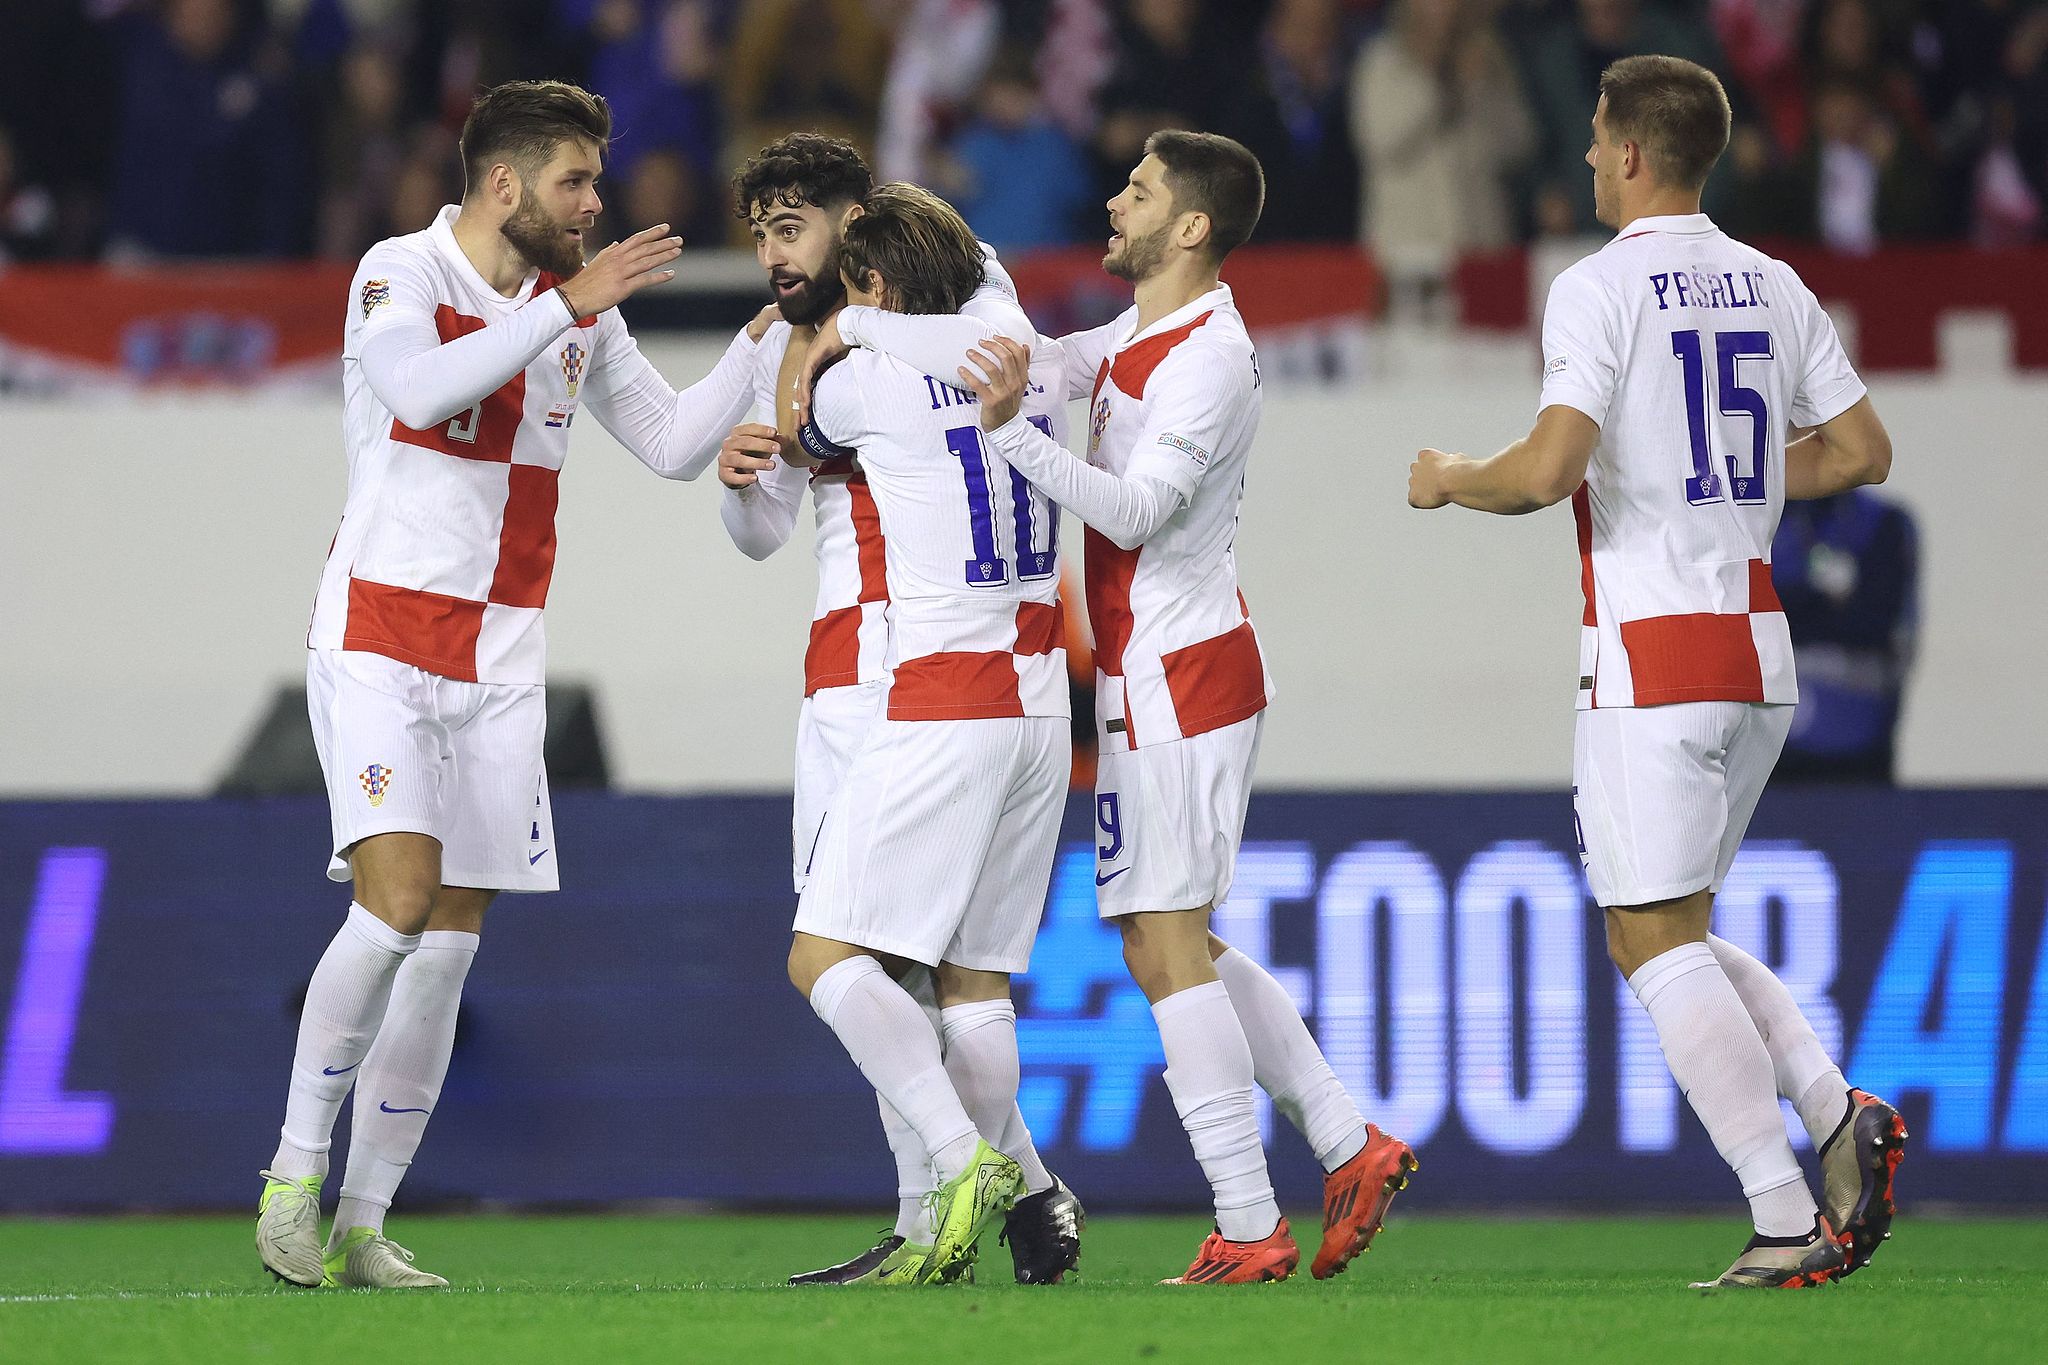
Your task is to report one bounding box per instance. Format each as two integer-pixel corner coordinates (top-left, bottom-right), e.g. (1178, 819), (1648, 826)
(3, 335), (2042, 795)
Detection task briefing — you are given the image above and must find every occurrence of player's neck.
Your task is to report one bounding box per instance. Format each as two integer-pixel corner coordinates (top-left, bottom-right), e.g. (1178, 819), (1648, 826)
(1133, 263), (1221, 334)
(1616, 189), (1704, 234)
(450, 204), (536, 298)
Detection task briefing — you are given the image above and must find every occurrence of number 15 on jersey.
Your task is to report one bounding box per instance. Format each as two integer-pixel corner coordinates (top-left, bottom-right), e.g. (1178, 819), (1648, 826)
(1672, 328), (1774, 507)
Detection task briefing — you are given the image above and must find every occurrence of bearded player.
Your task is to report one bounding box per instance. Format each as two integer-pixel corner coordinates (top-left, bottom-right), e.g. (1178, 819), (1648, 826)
(711, 137), (1083, 1285)
(838, 132), (1419, 1285)
(255, 80), (779, 1289)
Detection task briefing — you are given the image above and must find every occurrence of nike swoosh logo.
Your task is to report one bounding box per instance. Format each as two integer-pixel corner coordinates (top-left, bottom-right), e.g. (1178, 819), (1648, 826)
(529, 848), (549, 865)
(378, 1101), (430, 1115)
(322, 1063), (360, 1076)
(1095, 868), (1129, 886)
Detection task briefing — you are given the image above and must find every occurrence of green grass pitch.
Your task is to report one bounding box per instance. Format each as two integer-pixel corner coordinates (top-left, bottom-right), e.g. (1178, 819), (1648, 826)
(4, 1213), (2043, 1364)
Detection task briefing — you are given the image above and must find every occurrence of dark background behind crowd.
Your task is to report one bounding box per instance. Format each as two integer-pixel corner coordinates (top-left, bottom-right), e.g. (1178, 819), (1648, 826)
(2, 0), (2042, 285)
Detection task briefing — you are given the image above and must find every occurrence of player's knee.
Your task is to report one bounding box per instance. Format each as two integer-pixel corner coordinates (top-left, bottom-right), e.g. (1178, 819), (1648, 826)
(786, 941), (819, 997)
(359, 885), (437, 937)
(1117, 916), (1203, 1002)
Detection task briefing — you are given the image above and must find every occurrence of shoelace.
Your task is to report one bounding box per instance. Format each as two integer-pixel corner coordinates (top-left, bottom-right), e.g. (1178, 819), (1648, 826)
(258, 1170), (316, 1200)
(368, 1236), (418, 1265)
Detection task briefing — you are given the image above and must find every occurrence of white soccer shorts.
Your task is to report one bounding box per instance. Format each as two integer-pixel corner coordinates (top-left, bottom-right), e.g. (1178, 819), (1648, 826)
(1572, 700), (1794, 909)
(1092, 712), (1264, 918)
(306, 648), (557, 893)
(794, 714), (1066, 974)
(791, 679), (888, 893)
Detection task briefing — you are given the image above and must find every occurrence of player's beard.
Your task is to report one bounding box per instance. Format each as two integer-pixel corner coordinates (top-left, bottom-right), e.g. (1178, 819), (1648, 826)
(770, 264), (845, 326)
(1104, 220), (1170, 283)
(500, 188), (587, 279)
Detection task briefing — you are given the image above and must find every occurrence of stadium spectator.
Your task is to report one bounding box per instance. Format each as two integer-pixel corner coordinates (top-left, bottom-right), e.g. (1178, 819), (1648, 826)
(315, 41), (414, 260)
(1771, 488), (1919, 784)
(1351, 0), (1533, 312)
(724, 0), (891, 189)
(573, 0), (725, 245)
(875, 0), (1003, 184)
(1522, 0), (1725, 236)
(1790, 75), (1936, 251)
(1092, 0), (1230, 211)
(1216, 0), (1362, 243)
(104, 0), (307, 259)
(939, 50), (1093, 249)
(0, 126), (61, 265)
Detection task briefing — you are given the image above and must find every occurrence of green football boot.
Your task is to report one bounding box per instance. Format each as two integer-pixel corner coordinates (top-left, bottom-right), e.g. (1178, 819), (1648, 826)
(255, 1169), (325, 1287)
(921, 1140), (1024, 1285)
(322, 1226), (450, 1289)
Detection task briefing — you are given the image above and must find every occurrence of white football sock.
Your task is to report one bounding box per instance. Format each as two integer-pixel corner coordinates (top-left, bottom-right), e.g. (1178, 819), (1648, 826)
(331, 929), (476, 1249)
(878, 1097), (934, 1240)
(810, 957), (980, 1182)
(1214, 945), (1369, 1171)
(270, 904), (419, 1181)
(939, 999), (1053, 1195)
(1628, 943), (1817, 1237)
(1153, 981), (1281, 1243)
(1708, 934), (1851, 1151)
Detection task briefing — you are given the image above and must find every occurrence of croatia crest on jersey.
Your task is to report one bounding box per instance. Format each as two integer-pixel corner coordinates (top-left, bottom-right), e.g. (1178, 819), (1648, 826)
(560, 340), (586, 398)
(357, 763), (396, 808)
(1089, 395), (1112, 455)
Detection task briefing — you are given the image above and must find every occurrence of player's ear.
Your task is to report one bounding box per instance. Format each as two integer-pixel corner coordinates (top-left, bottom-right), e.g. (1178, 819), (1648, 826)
(1179, 210), (1212, 255)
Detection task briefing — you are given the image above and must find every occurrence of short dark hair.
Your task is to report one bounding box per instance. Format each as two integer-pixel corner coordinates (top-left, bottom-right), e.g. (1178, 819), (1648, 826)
(1598, 56), (1732, 192)
(1143, 129), (1264, 261)
(731, 133), (873, 222)
(837, 183), (986, 316)
(460, 81), (611, 194)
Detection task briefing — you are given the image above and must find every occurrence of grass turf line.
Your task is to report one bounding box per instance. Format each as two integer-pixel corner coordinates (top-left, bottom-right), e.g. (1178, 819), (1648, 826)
(3, 1213), (2043, 1364)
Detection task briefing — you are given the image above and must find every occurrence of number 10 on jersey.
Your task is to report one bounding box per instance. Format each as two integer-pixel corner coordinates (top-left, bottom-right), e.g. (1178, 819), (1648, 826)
(946, 419), (1059, 586)
(1672, 328), (1773, 506)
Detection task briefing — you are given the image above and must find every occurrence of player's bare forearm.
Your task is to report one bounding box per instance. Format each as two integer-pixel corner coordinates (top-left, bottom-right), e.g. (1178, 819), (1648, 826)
(1783, 397), (1892, 500)
(1410, 406), (1598, 515)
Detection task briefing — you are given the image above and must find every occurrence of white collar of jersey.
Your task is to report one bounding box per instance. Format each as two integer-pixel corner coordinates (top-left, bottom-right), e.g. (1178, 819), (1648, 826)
(430, 205), (542, 306)
(1611, 212), (1717, 243)
(1120, 282), (1235, 350)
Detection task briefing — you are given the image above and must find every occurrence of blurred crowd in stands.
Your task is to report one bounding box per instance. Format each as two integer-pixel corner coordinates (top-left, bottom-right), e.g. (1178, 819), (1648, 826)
(3, 0), (2045, 287)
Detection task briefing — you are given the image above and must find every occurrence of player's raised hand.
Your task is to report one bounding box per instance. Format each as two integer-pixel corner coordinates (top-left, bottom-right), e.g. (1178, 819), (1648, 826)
(556, 223), (684, 318)
(961, 336), (1031, 431)
(792, 314), (849, 427)
(1408, 448), (1462, 509)
(717, 423), (783, 490)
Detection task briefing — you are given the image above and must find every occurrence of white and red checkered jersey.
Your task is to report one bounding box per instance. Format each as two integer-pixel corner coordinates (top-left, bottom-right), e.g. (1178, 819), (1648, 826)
(1052, 284), (1272, 752)
(1539, 213), (1866, 709)
(310, 205), (756, 684)
(804, 345), (1070, 723)
(728, 321), (892, 695)
(723, 249), (1035, 697)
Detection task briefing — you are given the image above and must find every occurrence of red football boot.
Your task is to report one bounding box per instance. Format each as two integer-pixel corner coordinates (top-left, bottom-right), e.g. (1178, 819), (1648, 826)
(1162, 1218), (1301, 1285)
(1312, 1124), (1419, 1279)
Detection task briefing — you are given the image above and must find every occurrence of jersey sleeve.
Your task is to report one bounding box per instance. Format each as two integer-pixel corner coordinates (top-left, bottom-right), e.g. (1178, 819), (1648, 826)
(351, 248), (577, 431)
(798, 356), (872, 461)
(581, 313), (760, 479)
(1122, 342), (1257, 500)
(1778, 265), (1867, 429)
(836, 295), (1033, 382)
(720, 448), (807, 560)
(1053, 316), (1126, 401)
(1537, 265), (1620, 427)
(348, 242), (444, 350)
